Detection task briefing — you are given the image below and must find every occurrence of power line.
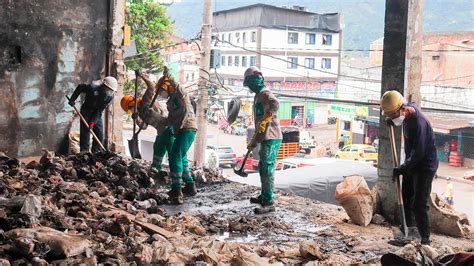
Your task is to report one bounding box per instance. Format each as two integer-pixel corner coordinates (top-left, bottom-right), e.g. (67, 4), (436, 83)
(124, 38), (201, 63)
(217, 37), (474, 85)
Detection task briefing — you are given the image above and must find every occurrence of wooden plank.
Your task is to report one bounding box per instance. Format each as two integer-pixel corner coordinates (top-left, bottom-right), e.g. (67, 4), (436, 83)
(102, 204), (176, 239)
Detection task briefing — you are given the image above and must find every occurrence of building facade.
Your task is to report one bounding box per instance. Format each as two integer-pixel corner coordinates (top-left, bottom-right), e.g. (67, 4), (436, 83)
(212, 4), (342, 125)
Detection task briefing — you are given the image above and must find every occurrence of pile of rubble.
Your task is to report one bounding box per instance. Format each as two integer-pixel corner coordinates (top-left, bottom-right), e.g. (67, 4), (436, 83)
(0, 151), (228, 264)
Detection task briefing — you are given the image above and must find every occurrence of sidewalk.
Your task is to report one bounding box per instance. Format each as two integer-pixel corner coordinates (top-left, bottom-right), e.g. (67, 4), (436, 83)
(436, 162), (473, 184)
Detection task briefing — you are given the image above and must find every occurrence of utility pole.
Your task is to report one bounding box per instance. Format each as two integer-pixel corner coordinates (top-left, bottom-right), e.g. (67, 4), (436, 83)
(406, 0), (424, 105)
(377, 0), (409, 223)
(194, 0), (213, 166)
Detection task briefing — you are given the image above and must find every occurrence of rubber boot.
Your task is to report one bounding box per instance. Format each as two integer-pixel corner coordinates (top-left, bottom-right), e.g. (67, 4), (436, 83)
(167, 187), (184, 205)
(183, 183), (197, 196)
(250, 195), (262, 204)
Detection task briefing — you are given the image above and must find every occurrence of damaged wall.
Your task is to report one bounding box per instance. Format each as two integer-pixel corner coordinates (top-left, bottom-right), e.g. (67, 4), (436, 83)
(0, 0), (119, 157)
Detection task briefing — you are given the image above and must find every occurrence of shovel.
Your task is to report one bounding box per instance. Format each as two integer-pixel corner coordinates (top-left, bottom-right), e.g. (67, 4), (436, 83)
(66, 96), (106, 151)
(388, 125), (420, 241)
(234, 131), (258, 177)
(128, 70), (141, 159)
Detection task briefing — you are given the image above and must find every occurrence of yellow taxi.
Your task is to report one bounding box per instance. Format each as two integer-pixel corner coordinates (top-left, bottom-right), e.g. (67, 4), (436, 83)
(335, 144), (378, 165)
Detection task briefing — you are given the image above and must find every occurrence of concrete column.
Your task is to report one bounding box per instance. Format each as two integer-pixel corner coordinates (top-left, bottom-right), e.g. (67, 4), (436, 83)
(105, 0), (125, 153)
(406, 0), (424, 105)
(376, 0), (409, 223)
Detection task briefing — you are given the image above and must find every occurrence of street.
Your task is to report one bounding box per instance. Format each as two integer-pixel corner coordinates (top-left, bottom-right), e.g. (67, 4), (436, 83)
(432, 178), (473, 222)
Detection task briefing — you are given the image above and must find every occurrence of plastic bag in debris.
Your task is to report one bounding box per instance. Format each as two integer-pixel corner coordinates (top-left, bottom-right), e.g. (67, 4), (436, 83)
(335, 175), (374, 226)
(429, 192), (473, 237)
(20, 194), (42, 218)
(232, 246), (271, 265)
(381, 243), (438, 265)
(4, 227), (90, 257)
(68, 131), (80, 155)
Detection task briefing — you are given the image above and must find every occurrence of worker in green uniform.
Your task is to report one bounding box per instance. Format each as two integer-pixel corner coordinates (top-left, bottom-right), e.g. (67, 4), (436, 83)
(244, 66), (282, 207)
(155, 73), (198, 205)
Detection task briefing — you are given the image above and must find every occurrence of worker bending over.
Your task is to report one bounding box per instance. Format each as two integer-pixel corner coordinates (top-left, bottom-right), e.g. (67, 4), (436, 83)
(120, 71), (174, 172)
(155, 73), (197, 205)
(244, 66), (282, 207)
(381, 90), (439, 245)
(69, 77), (117, 152)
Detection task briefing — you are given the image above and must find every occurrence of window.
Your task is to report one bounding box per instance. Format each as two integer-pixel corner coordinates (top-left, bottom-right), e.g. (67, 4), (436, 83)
(235, 32), (240, 43)
(251, 31), (256, 42)
(322, 34), (332, 46)
(186, 74), (189, 82)
(234, 56), (239, 67)
(228, 33), (232, 43)
(432, 55), (440, 60)
(305, 33), (315, 44)
(221, 34), (225, 42)
(242, 56), (247, 67)
(242, 32), (247, 43)
(221, 56), (226, 66)
(227, 56), (232, 66)
(305, 58), (315, 69)
(287, 57), (298, 69)
(364, 147), (377, 153)
(342, 146), (351, 152)
(250, 56), (256, 66)
(321, 58), (332, 69)
(192, 73), (195, 81)
(350, 146), (359, 152)
(288, 32), (298, 44)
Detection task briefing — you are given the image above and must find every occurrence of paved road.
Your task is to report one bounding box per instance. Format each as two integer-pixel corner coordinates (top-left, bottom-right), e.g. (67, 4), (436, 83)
(432, 178), (473, 222)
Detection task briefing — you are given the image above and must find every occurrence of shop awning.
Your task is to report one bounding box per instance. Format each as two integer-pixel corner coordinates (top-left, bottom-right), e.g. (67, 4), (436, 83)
(427, 115), (473, 134)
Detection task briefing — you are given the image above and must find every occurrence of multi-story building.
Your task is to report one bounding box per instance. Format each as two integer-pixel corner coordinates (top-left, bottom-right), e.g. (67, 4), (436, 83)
(212, 4), (343, 125)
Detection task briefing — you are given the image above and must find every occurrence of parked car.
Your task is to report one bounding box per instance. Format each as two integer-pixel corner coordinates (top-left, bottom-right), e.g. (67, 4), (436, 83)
(207, 145), (236, 167)
(335, 144), (378, 165)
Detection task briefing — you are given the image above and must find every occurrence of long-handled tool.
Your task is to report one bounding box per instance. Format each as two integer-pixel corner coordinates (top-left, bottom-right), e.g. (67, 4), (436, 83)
(234, 131), (258, 178)
(66, 95), (106, 151)
(388, 125), (419, 240)
(128, 70), (142, 159)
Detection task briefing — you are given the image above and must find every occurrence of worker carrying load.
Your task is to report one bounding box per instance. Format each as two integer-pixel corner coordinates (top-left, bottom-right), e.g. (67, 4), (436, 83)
(154, 71), (197, 205)
(120, 70), (175, 173)
(68, 77), (117, 153)
(381, 90), (439, 245)
(243, 66), (282, 207)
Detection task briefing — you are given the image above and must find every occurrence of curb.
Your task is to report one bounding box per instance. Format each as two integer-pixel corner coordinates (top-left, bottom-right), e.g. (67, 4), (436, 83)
(436, 174), (472, 185)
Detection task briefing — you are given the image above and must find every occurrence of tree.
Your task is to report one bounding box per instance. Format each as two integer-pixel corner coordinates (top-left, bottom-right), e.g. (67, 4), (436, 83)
(125, 0), (174, 72)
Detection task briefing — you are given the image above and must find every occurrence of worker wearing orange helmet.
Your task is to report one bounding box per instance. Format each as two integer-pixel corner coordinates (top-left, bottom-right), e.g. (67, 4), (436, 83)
(381, 90), (438, 245)
(69, 77), (117, 152)
(154, 71), (197, 205)
(121, 72), (175, 173)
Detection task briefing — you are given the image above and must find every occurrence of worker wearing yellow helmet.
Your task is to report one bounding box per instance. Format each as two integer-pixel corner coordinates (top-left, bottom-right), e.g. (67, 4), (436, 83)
(381, 90), (438, 245)
(154, 70), (197, 205)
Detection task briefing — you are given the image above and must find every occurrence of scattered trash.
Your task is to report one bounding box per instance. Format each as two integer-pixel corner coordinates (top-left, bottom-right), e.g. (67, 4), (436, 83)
(335, 175), (374, 226)
(299, 240), (324, 260)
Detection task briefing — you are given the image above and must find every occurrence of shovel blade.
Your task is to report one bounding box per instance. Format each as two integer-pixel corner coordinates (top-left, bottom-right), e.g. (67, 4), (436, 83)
(128, 136), (141, 159)
(233, 168), (248, 177)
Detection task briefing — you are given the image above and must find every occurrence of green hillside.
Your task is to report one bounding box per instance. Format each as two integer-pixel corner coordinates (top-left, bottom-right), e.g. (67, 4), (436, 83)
(167, 0), (474, 52)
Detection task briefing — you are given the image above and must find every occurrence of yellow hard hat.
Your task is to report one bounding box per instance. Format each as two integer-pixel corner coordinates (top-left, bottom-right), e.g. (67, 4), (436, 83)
(380, 90), (405, 116)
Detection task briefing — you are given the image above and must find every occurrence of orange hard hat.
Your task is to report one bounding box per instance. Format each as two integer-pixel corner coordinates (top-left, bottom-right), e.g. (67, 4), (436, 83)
(120, 95), (142, 113)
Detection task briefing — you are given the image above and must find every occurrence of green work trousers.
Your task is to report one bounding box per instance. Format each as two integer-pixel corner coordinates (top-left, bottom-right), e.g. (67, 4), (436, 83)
(152, 127), (175, 170)
(169, 129), (196, 189)
(258, 139), (281, 204)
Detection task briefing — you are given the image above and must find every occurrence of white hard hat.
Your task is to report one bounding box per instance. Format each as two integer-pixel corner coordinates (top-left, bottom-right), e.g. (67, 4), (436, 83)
(244, 66), (262, 79)
(102, 76), (118, 92)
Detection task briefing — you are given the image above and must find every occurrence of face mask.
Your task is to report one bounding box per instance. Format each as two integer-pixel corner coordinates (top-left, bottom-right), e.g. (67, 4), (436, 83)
(391, 115), (405, 126)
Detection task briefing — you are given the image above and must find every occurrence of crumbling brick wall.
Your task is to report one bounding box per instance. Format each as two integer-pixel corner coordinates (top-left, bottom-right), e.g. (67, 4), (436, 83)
(0, 0), (119, 157)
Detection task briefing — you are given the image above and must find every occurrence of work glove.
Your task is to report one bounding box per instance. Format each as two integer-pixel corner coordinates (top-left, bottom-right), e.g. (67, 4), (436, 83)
(88, 122), (94, 129)
(392, 167), (402, 182)
(385, 117), (395, 127)
(257, 113), (273, 133)
(131, 112), (139, 120)
(247, 138), (257, 150)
